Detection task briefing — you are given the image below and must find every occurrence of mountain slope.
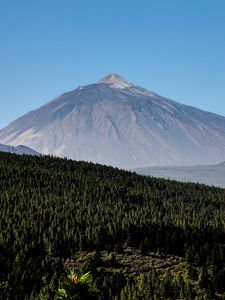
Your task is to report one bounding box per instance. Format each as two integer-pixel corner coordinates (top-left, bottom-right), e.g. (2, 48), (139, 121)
(1, 73), (225, 168)
(135, 161), (225, 188)
(0, 143), (40, 156)
(1, 152), (225, 299)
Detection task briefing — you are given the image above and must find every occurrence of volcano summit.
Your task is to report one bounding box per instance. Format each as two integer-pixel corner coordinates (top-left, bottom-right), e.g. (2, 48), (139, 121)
(1, 74), (225, 168)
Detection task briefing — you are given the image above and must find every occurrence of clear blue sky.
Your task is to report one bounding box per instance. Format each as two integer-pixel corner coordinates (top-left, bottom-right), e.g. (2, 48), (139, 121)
(1, 0), (225, 128)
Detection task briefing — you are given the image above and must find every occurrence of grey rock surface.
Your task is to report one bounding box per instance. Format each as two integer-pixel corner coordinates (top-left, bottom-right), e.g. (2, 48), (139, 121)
(1, 73), (225, 168)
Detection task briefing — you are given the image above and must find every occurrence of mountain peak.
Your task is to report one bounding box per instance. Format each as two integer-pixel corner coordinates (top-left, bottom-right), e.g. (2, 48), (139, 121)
(1, 74), (225, 169)
(97, 73), (134, 89)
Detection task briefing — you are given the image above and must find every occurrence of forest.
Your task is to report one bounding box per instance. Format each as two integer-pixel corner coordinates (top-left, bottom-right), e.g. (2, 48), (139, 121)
(0, 152), (225, 299)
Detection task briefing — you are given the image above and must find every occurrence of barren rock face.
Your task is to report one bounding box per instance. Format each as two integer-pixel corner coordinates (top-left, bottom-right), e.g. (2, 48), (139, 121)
(1, 74), (225, 168)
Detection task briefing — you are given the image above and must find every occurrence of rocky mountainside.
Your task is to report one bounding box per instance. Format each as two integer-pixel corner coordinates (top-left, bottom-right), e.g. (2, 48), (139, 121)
(0, 143), (40, 156)
(0, 73), (225, 168)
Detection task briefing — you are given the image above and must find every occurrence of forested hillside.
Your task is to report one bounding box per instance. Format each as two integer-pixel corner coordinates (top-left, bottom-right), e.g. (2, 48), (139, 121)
(1, 152), (225, 299)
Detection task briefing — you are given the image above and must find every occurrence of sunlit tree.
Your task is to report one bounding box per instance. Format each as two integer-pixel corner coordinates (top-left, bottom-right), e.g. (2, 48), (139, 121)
(55, 271), (99, 300)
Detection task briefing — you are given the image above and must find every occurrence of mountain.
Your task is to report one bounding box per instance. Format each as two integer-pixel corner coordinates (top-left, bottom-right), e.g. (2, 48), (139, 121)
(1, 73), (225, 168)
(135, 161), (225, 188)
(0, 143), (40, 156)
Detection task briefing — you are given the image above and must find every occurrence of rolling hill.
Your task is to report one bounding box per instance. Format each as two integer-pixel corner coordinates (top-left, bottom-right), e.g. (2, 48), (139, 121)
(0, 143), (40, 156)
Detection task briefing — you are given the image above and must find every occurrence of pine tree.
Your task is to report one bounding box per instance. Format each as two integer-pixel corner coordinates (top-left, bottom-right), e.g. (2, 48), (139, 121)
(55, 271), (99, 300)
(198, 266), (209, 289)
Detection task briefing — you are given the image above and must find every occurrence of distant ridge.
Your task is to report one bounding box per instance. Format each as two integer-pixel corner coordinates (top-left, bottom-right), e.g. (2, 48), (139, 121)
(0, 143), (40, 156)
(135, 162), (225, 188)
(0, 73), (225, 168)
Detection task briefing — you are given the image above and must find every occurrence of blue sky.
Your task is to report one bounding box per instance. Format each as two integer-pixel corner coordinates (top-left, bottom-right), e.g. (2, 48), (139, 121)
(0, 0), (225, 128)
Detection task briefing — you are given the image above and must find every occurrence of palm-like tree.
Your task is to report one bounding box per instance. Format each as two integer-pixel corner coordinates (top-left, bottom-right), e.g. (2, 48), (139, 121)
(55, 271), (99, 300)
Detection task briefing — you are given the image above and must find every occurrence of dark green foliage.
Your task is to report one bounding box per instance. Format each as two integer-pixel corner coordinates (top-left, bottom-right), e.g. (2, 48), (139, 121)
(198, 266), (209, 289)
(55, 271), (99, 300)
(0, 152), (225, 299)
